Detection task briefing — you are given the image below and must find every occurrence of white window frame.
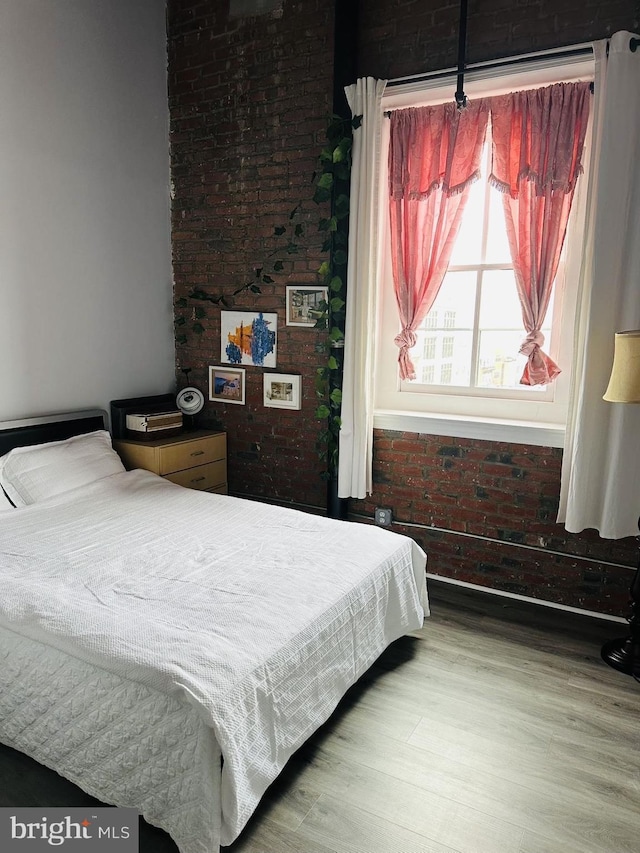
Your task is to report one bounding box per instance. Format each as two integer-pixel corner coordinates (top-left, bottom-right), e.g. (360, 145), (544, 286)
(374, 48), (594, 448)
(404, 135), (559, 403)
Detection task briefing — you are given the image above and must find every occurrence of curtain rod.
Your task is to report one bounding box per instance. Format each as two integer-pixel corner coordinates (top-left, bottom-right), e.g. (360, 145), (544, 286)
(386, 43), (594, 89)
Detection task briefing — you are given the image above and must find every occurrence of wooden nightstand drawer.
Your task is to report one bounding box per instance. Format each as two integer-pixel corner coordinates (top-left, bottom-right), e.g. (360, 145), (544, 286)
(156, 433), (225, 475)
(164, 459), (226, 491)
(114, 430), (227, 494)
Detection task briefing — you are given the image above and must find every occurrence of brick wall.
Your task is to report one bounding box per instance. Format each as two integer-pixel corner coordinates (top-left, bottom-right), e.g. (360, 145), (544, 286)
(168, 0), (334, 509)
(167, 0), (639, 615)
(358, 0), (639, 79)
(350, 432), (637, 616)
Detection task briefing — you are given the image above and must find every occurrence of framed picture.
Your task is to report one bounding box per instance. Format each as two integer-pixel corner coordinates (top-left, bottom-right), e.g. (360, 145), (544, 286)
(263, 373), (302, 410)
(285, 286), (328, 327)
(221, 311), (277, 367)
(208, 366), (246, 405)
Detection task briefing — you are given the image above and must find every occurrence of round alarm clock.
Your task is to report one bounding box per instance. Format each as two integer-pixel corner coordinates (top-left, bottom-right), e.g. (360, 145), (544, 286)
(176, 387), (205, 429)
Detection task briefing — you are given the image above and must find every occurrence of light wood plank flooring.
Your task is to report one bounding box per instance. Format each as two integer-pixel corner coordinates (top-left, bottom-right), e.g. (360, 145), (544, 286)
(1, 579), (638, 853)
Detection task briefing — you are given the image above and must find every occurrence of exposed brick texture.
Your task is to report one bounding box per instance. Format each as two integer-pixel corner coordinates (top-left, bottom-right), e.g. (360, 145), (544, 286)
(167, 0), (639, 615)
(168, 0), (334, 508)
(357, 0), (639, 80)
(350, 432), (637, 617)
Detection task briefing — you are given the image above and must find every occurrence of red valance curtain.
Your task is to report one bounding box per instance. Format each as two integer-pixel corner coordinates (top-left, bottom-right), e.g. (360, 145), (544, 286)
(489, 82), (592, 385)
(389, 100), (490, 380)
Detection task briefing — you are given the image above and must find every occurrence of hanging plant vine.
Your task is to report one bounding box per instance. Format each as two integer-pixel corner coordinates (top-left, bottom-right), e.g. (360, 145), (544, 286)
(312, 113), (361, 478)
(174, 207), (304, 346)
(174, 111), (360, 484)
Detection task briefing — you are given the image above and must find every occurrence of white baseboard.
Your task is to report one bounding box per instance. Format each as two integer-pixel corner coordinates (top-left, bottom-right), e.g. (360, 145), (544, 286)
(426, 572), (627, 624)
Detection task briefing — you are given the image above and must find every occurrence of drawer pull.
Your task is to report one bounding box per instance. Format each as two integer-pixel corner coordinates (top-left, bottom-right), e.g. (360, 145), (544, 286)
(190, 450), (205, 457)
(191, 476), (206, 484)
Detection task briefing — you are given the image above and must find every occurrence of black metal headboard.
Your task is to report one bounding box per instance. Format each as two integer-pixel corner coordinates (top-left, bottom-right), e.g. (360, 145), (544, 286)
(0, 410), (108, 457)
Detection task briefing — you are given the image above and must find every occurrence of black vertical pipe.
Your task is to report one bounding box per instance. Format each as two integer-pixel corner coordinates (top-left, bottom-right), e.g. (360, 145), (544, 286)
(333, 1), (359, 119)
(326, 0), (359, 520)
(455, 0), (469, 109)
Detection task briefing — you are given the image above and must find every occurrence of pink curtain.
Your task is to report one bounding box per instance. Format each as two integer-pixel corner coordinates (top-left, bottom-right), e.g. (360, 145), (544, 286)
(389, 101), (490, 380)
(489, 82), (592, 385)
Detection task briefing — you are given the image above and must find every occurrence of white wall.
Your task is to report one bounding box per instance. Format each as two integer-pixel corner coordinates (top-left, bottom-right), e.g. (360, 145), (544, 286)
(0, 0), (174, 422)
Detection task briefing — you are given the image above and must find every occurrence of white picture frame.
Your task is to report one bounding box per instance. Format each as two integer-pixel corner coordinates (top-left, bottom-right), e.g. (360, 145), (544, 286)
(263, 373), (302, 410)
(285, 286), (328, 327)
(220, 310), (277, 367)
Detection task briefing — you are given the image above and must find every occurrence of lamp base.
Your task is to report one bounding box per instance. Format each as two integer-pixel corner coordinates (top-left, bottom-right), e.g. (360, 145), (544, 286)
(601, 635), (640, 677)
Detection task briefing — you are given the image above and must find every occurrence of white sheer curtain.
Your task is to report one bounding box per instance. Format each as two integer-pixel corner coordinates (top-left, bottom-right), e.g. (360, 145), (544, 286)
(558, 32), (640, 538)
(338, 77), (386, 499)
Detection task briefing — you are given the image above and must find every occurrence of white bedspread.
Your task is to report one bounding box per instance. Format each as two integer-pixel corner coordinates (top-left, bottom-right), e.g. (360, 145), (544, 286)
(0, 470), (427, 848)
(0, 626), (222, 853)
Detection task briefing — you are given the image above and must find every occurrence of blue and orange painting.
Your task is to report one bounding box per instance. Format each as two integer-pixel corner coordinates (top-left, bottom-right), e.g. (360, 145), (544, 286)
(221, 311), (277, 367)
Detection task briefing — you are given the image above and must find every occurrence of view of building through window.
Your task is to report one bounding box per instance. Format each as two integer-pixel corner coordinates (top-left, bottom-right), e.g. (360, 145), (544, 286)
(409, 141), (554, 394)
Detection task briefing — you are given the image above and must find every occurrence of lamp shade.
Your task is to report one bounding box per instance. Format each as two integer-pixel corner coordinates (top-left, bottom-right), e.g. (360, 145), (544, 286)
(603, 330), (640, 402)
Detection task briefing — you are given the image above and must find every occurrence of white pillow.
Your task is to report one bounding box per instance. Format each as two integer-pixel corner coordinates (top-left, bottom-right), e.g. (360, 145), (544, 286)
(0, 430), (125, 507)
(0, 487), (14, 511)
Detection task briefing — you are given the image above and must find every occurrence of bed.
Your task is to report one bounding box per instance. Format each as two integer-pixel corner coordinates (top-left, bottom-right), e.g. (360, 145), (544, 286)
(0, 409), (428, 853)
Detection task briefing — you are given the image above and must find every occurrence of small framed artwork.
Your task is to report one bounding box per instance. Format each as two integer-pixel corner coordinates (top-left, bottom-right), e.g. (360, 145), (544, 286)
(286, 286), (328, 327)
(263, 373), (302, 410)
(209, 365), (246, 405)
(221, 310), (277, 367)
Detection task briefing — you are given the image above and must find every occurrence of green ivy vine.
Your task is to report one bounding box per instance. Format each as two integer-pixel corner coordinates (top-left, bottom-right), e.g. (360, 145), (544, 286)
(312, 113), (360, 478)
(174, 112), (360, 482)
(174, 207), (304, 345)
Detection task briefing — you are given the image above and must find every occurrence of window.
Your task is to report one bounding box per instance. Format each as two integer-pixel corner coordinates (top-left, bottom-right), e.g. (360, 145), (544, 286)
(409, 139), (554, 398)
(423, 336), (436, 360)
(375, 54), (593, 446)
(439, 363), (452, 384)
(441, 336), (454, 359)
(422, 364), (435, 384)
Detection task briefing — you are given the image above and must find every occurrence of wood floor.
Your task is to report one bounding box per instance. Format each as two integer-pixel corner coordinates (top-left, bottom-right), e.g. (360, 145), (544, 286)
(2, 578), (639, 853)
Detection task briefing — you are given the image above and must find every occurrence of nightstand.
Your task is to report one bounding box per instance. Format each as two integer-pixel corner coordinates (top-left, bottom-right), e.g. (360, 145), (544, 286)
(113, 430), (227, 494)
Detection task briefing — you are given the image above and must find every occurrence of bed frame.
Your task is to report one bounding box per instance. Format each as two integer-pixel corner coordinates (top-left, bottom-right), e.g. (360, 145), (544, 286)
(0, 409), (107, 457)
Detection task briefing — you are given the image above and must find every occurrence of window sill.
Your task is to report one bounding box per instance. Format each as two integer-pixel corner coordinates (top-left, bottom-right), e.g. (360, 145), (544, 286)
(374, 410), (565, 448)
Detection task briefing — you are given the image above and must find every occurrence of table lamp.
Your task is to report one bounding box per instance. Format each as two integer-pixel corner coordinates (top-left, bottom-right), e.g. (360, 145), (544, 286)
(601, 329), (640, 677)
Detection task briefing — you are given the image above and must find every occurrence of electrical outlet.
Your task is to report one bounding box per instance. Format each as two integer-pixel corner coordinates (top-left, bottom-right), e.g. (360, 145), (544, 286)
(374, 507), (393, 527)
